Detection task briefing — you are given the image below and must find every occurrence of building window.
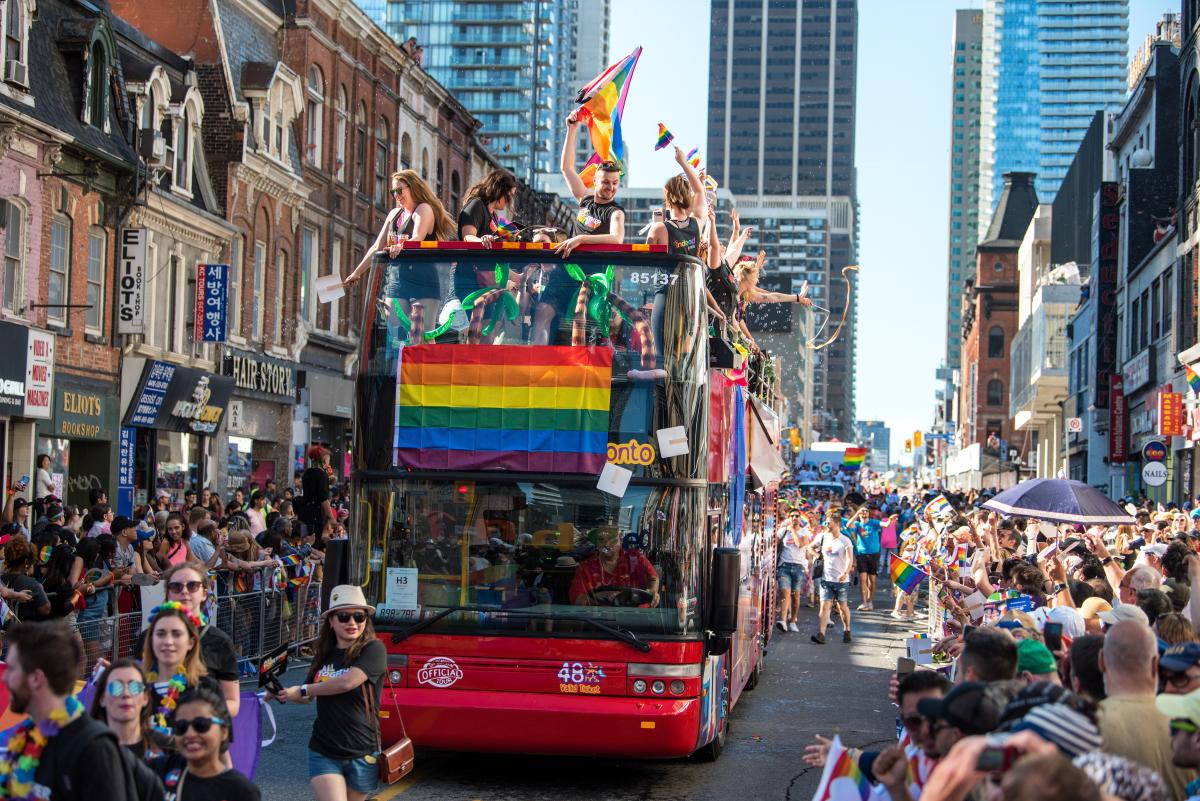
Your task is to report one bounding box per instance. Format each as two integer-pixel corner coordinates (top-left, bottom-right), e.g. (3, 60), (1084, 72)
(400, 133), (412, 171)
(986, 379), (1003, 407)
(1187, 78), (1200, 191)
(3, 0), (30, 86)
(1164, 267), (1173, 335)
(328, 236), (342, 334)
(334, 86), (347, 181)
(229, 235), (243, 337)
(421, 148), (429, 181)
(355, 102), (367, 193)
(436, 159), (444, 200)
(86, 227), (105, 332)
(140, 86), (156, 130)
(251, 241), (265, 341)
(3, 200), (23, 313)
(259, 95), (272, 152)
(987, 326), (1004, 358)
(87, 41), (109, 129)
(301, 226), (317, 323)
(993, 261), (1003, 272)
(306, 66), (324, 169)
(274, 251), (286, 346)
(48, 215), (70, 325)
(450, 170), (461, 215)
(172, 111), (191, 192)
(374, 117), (389, 208)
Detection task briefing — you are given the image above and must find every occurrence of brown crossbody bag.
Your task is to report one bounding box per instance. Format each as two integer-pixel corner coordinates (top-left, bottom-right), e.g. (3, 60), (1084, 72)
(362, 675), (415, 784)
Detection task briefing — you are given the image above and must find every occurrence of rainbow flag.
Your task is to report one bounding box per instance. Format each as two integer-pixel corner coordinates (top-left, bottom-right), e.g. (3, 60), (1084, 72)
(685, 147), (701, 169)
(394, 344), (612, 473)
(925, 493), (953, 519)
(575, 47), (641, 188)
(275, 554), (302, 567)
(39, 546), (52, 564)
(811, 735), (871, 801)
(890, 554), (927, 595)
(842, 447), (867, 468)
(1188, 363), (1200, 394)
(490, 216), (520, 240)
(654, 122), (674, 151)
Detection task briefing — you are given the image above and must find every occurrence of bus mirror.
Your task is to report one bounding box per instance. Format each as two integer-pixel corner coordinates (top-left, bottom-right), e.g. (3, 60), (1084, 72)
(709, 547), (740, 637)
(321, 538), (352, 612)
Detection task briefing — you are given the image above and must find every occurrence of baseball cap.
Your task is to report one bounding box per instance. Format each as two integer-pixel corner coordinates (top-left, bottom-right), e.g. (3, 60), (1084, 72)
(1098, 604), (1149, 627)
(1017, 639), (1058, 676)
(1080, 597), (1113, 623)
(1157, 686), (1200, 724)
(12, 498), (27, 510)
(1011, 703), (1102, 758)
(916, 681), (1003, 736)
(1160, 642), (1200, 673)
(1142, 543), (1168, 558)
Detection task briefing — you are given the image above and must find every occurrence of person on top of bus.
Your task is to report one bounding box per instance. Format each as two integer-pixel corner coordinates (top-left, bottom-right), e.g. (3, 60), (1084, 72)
(569, 527), (660, 608)
(343, 170), (454, 340)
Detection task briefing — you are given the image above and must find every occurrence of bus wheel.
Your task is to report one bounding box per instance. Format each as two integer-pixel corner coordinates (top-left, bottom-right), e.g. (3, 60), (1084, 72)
(744, 657), (762, 691)
(695, 716), (729, 762)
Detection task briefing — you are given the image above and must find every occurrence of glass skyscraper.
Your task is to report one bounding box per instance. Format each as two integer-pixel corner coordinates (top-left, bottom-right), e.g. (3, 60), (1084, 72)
(358, 1), (610, 187)
(978, 0), (1128, 235)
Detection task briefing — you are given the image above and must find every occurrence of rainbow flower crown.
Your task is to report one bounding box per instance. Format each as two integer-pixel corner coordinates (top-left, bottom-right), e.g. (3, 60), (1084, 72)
(147, 601), (205, 631)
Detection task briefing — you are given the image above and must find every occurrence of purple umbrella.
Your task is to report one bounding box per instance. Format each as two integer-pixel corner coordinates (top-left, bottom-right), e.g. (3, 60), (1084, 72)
(981, 478), (1134, 525)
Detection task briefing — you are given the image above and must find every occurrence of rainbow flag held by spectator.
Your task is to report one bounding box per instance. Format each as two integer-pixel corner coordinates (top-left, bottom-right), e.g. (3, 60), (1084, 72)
(810, 735), (871, 801)
(925, 494), (953, 519)
(394, 344), (613, 474)
(890, 554), (928, 595)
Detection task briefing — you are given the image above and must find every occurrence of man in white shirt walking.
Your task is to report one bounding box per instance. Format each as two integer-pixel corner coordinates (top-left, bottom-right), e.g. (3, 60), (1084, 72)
(812, 508), (855, 645)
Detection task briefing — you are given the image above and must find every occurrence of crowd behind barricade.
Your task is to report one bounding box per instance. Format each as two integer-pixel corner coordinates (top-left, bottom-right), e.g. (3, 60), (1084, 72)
(792, 481), (1200, 801)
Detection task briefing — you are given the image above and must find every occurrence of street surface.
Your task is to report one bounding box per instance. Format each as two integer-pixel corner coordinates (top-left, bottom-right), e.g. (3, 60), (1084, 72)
(255, 587), (908, 801)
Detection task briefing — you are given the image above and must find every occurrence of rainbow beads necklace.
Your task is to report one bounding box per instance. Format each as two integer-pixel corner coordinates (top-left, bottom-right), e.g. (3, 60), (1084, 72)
(0, 695), (84, 800)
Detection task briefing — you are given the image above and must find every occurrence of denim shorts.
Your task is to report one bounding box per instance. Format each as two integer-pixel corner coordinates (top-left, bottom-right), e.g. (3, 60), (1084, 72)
(819, 580), (849, 604)
(307, 749), (380, 793)
(777, 562), (806, 592)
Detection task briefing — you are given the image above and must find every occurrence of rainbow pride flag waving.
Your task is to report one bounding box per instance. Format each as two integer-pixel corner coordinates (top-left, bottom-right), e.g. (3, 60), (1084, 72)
(575, 47), (642, 188)
(1187, 363), (1200, 395)
(890, 554), (928, 595)
(811, 735), (871, 801)
(393, 344), (612, 473)
(842, 447), (867, 468)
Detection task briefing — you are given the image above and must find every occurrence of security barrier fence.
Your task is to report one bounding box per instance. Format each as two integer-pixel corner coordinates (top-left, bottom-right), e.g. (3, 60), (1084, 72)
(69, 580), (324, 678)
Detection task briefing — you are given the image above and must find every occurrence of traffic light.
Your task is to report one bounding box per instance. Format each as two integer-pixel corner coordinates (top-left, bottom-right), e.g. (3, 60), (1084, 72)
(913, 431), (923, 448)
(904, 439), (912, 453)
(789, 428), (801, 453)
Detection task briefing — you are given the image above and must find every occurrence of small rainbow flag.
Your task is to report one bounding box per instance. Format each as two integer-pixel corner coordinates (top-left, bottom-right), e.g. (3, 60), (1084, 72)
(288, 576), (310, 588)
(685, 147), (701, 169)
(491, 216), (520, 240)
(276, 554), (302, 567)
(811, 735), (871, 801)
(394, 344), (613, 473)
(890, 554), (927, 595)
(925, 494), (953, 519)
(842, 447), (867, 468)
(39, 546), (52, 564)
(1188, 363), (1200, 394)
(654, 123), (674, 150)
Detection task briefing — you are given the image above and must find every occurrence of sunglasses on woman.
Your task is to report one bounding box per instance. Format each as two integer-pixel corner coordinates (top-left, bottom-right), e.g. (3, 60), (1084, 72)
(172, 716), (227, 736)
(106, 679), (145, 697)
(335, 612), (368, 624)
(167, 580), (204, 594)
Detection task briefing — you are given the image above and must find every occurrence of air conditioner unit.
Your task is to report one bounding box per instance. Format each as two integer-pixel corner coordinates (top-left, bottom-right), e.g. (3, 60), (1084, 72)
(5, 60), (26, 86)
(139, 129), (168, 167)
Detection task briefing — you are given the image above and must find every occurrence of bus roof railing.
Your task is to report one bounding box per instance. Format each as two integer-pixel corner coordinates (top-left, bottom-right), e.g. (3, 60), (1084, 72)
(376, 240), (671, 255)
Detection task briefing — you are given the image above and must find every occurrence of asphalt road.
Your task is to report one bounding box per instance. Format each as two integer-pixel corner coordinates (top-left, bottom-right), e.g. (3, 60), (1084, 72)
(254, 586), (910, 801)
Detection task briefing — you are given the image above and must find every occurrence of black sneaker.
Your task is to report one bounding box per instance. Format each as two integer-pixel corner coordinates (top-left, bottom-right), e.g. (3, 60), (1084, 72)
(811, 632), (826, 645)
(843, 630), (852, 643)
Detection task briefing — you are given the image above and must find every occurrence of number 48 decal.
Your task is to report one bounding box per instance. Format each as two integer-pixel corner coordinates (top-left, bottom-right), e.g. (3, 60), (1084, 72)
(557, 661), (606, 684)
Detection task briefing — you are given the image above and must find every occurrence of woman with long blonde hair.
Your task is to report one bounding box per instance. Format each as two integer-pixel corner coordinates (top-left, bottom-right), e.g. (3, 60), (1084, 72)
(344, 170), (455, 330)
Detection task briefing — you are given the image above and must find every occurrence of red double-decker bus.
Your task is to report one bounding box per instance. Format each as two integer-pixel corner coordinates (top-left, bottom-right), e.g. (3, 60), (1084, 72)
(329, 242), (783, 760)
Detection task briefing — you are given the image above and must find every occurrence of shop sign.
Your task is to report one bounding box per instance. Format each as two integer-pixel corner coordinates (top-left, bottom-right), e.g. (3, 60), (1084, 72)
(0, 321), (54, 418)
(1123, 348), (1153, 395)
(1142, 461), (1168, 487)
(1109, 375), (1127, 463)
(124, 360), (235, 434)
(116, 427), (135, 517)
(195, 264), (228, 343)
(222, 348), (296, 402)
(1142, 440), (1168, 462)
(1159, 392), (1184, 437)
(24, 331), (52, 419)
(117, 228), (147, 335)
(51, 387), (115, 440)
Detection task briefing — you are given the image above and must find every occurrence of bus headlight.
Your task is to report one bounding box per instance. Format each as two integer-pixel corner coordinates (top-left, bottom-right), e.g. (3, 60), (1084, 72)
(651, 680), (666, 694)
(632, 679), (647, 694)
(669, 680), (685, 695)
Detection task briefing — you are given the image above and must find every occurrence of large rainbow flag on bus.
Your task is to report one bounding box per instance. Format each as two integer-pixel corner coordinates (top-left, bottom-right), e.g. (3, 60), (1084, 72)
(575, 46), (641, 188)
(393, 344), (612, 473)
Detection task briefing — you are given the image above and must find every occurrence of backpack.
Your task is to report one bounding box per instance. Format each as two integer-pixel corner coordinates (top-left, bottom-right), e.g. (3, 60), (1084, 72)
(56, 717), (164, 801)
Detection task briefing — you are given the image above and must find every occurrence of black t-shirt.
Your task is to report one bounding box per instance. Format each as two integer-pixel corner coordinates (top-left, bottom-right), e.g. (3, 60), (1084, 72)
(35, 714), (131, 801)
(135, 627), (240, 683)
(571, 195), (623, 237)
(457, 196), (493, 239)
(152, 753), (261, 801)
(664, 217), (700, 257)
(3, 572), (48, 622)
(298, 467), (330, 527)
(707, 260), (738, 322)
(308, 639), (387, 760)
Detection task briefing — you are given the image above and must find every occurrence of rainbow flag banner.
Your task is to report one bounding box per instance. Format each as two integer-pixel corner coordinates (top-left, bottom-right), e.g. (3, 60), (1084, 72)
(1188, 363), (1200, 394)
(925, 493), (953, 519)
(890, 554), (928, 595)
(842, 447), (867, 468)
(654, 122), (674, 150)
(811, 735), (871, 801)
(490, 216), (520, 239)
(575, 46), (642, 187)
(394, 344), (612, 473)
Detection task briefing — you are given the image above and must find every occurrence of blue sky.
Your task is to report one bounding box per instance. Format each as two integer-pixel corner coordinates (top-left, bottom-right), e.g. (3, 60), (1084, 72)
(610, 0), (1171, 461)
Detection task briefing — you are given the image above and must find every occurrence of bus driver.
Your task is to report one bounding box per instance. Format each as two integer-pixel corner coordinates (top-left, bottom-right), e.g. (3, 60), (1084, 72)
(569, 528), (660, 608)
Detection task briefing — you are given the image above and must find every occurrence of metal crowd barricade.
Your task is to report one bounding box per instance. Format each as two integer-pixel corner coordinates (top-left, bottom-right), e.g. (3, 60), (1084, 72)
(71, 579), (324, 678)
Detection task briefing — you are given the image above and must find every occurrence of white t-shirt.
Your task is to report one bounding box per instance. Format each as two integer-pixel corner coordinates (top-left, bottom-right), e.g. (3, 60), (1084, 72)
(778, 525), (809, 565)
(820, 532), (855, 582)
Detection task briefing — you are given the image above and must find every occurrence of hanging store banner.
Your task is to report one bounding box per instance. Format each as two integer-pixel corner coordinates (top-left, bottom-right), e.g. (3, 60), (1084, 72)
(1094, 182), (1119, 408)
(124, 360), (235, 435)
(1159, 391), (1184, 437)
(1109, 374), (1127, 463)
(0, 321), (53, 418)
(117, 228), (147, 335)
(195, 264), (228, 343)
(24, 330), (53, 419)
(116, 426), (136, 517)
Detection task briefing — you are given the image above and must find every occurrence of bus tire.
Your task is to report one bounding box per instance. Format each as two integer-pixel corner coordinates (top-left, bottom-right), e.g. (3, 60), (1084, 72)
(694, 716), (728, 762)
(744, 657), (762, 691)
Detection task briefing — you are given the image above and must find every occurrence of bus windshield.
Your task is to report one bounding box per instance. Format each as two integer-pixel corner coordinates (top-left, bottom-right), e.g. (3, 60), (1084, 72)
(354, 477), (711, 638)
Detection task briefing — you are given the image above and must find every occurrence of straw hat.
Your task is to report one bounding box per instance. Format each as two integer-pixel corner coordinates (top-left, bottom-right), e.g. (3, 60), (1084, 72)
(325, 584), (376, 617)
